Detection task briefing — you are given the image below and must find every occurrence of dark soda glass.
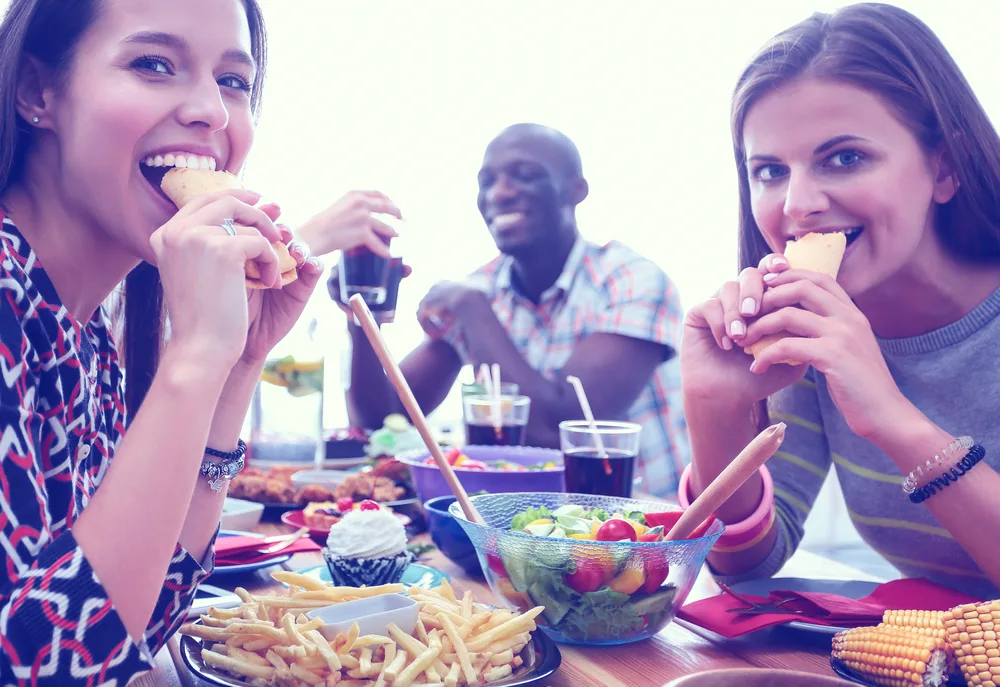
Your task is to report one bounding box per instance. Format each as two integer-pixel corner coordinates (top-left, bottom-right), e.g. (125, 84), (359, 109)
(465, 422), (527, 447)
(563, 448), (637, 497)
(339, 236), (392, 306)
(369, 258), (404, 321)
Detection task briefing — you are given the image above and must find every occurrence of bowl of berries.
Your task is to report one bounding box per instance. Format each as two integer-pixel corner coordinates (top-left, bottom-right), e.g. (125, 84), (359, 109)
(282, 498), (411, 541)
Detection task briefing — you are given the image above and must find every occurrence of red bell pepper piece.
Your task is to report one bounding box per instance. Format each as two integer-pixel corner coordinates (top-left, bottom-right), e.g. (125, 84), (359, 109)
(688, 513), (717, 539)
(643, 511), (683, 530)
(486, 553), (507, 578)
(642, 558), (669, 594)
(644, 511), (717, 540)
(638, 525), (664, 542)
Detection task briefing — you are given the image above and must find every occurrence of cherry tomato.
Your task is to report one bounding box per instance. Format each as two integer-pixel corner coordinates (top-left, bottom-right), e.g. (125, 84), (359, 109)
(336, 498), (355, 512)
(359, 500), (380, 511)
(642, 558), (669, 594)
(563, 559), (607, 594)
(596, 518), (637, 542)
(460, 459), (489, 471)
(445, 448), (462, 465)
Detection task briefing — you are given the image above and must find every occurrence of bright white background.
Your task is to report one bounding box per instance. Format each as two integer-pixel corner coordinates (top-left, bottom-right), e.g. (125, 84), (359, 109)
(240, 0), (1000, 430)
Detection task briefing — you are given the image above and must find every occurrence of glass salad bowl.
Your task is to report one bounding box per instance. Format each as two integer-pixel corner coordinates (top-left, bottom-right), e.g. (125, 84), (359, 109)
(450, 492), (723, 646)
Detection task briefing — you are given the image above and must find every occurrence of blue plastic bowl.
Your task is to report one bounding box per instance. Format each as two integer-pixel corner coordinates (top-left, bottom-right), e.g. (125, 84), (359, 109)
(450, 492), (724, 646)
(423, 495), (482, 577)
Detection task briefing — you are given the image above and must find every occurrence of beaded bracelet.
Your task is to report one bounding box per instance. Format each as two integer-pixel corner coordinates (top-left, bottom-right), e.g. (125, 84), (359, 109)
(901, 436), (973, 494)
(908, 444), (986, 504)
(201, 439), (248, 492)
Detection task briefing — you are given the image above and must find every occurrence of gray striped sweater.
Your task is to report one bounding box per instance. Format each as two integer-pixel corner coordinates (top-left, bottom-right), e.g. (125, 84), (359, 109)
(721, 286), (1000, 600)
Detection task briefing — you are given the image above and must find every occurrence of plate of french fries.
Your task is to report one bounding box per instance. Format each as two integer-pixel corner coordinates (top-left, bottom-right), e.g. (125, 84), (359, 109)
(179, 570), (561, 687)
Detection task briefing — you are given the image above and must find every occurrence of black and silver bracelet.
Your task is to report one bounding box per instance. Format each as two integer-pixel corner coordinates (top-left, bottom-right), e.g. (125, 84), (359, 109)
(909, 444), (986, 504)
(201, 439), (248, 492)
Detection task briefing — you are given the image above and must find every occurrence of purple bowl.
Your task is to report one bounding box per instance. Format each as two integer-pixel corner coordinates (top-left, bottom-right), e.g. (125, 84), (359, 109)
(397, 445), (565, 503)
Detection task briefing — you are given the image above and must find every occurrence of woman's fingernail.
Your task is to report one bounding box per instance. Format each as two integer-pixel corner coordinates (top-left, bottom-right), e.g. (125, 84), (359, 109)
(749, 360), (759, 373)
(730, 320), (745, 337)
(722, 336), (733, 351)
(308, 257), (324, 270)
(763, 272), (779, 283)
(772, 256), (787, 267)
(740, 298), (756, 316)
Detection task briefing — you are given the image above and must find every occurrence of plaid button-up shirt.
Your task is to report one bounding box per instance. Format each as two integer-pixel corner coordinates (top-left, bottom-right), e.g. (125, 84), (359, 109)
(447, 237), (689, 496)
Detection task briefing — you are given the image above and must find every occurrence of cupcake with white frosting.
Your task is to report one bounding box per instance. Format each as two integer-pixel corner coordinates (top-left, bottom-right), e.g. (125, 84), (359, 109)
(322, 504), (412, 586)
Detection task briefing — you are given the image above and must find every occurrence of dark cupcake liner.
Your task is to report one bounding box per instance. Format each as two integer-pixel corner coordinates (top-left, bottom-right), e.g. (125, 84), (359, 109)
(322, 548), (414, 587)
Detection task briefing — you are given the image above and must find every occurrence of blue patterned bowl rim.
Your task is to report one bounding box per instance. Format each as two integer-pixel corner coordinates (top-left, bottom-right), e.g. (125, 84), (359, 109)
(448, 491), (725, 549)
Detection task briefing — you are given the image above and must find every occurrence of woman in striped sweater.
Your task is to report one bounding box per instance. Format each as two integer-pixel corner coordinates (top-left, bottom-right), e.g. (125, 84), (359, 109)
(681, 2), (1000, 599)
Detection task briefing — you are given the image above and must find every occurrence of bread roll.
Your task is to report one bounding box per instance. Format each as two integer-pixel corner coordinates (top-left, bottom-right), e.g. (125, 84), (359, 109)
(748, 231), (847, 365)
(160, 168), (297, 289)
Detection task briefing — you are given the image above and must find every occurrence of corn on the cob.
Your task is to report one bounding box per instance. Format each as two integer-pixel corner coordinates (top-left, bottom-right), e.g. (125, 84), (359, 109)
(880, 610), (948, 640)
(944, 599), (1000, 687)
(832, 625), (954, 686)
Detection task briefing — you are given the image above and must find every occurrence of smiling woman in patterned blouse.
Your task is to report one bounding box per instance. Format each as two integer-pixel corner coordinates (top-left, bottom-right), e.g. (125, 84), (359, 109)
(0, 1), (392, 684)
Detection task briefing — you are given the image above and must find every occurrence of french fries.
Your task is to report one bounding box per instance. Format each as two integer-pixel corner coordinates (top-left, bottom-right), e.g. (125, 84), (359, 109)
(180, 574), (544, 687)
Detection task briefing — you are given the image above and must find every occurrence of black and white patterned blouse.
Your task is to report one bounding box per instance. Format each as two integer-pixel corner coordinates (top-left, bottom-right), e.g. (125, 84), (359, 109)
(0, 213), (212, 685)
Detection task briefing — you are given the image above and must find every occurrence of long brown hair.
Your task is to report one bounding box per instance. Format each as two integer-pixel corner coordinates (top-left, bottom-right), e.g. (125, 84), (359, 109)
(0, 0), (268, 415)
(731, 2), (1000, 273)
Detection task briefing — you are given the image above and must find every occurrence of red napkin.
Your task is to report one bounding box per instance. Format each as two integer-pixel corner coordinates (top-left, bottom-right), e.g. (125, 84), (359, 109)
(215, 536), (320, 566)
(677, 578), (981, 638)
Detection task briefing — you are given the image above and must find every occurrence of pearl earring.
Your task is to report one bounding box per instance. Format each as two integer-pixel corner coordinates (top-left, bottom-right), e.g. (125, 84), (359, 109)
(31, 116), (39, 124)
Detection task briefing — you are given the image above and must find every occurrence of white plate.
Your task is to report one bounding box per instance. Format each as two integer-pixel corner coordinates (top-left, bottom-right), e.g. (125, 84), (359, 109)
(220, 498), (264, 531)
(730, 577), (880, 635)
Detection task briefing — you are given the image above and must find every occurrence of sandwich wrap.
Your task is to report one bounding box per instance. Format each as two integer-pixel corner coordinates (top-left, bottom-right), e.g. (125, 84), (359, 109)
(748, 231), (847, 365)
(160, 168), (297, 289)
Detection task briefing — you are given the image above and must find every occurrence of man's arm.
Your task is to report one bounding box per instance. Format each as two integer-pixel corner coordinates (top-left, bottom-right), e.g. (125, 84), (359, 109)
(345, 322), (463, 428)
(452, 292), (667, 447)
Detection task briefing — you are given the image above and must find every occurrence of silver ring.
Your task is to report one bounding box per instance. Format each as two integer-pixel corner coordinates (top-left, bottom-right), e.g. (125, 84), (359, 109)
(221, 218), (236, 236)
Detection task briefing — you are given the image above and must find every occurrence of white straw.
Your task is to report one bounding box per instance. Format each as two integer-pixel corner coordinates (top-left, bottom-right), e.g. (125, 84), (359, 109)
(490, 363), (502, 430)
(566, 375), (608, 459)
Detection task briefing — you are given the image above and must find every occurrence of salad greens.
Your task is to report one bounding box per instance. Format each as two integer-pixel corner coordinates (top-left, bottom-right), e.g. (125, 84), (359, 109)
(496, 540), (676, 641)
(510, 506), (553, 532)
(494, 502), (680, 642)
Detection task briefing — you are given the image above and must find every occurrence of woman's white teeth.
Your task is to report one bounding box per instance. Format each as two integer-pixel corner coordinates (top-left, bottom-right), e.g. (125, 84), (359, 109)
(142, 154), (217, 171)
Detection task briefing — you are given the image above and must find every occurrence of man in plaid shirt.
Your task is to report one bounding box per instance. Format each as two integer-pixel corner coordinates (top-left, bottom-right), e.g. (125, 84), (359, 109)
(345, 124), (689, 496)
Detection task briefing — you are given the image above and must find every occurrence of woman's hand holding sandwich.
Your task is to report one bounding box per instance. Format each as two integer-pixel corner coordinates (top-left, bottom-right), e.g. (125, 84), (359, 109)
(682, 254), (805, 411)
(151, 186), (284, 368)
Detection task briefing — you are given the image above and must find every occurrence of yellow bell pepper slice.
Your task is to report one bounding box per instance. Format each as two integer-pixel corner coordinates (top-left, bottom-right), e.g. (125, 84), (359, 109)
(609, 565), (646, 595)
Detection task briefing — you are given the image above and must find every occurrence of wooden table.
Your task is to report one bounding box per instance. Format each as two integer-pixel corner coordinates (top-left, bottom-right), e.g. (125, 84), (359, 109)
(132, 519), (882, 687)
